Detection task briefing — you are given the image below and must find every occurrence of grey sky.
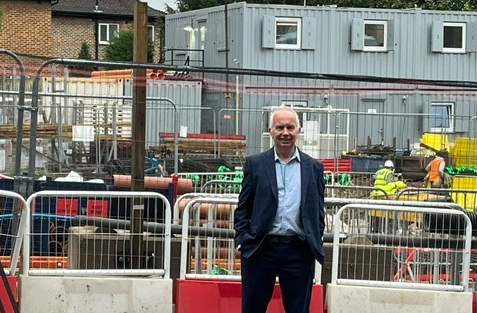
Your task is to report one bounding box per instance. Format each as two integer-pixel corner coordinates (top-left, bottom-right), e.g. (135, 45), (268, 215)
(146, 0), (176, 11)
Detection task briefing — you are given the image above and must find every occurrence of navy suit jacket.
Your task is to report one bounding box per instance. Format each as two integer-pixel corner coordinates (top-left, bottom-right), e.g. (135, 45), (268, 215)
(234, 148), (326, 264)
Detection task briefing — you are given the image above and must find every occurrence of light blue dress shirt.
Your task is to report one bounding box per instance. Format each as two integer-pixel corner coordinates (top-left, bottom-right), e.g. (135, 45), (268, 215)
(269, 147), (305, 238)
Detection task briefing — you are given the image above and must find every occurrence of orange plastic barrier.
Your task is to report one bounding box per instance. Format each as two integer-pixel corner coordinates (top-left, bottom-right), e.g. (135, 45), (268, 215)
(175, 279), (323, 313)
(1, 256), (68, 269)
(112, 175), (193, 194)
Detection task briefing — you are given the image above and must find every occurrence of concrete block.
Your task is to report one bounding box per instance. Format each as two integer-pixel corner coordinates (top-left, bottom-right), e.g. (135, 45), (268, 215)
(20, 275), (173, 313)
(326, 284), (473, 313)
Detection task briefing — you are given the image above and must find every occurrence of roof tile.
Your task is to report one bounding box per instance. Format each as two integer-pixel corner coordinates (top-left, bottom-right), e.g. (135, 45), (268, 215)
(52, 0), (163, 17)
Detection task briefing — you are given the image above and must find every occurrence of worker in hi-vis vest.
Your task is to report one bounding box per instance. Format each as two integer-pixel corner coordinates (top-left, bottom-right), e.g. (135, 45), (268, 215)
(424, 149), (449, 188)
(371, 160), (407, 196)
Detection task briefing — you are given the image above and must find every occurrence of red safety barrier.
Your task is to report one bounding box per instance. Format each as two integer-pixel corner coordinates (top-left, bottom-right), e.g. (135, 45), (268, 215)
(320, 159), (352, 172)
(175, 279), (323, 313)
(0, 275), (17, 313)
(473, 291), (477, 313)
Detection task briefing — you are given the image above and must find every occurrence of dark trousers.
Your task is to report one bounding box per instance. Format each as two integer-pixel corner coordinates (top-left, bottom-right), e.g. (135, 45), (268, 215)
(241, 239), (315, 313)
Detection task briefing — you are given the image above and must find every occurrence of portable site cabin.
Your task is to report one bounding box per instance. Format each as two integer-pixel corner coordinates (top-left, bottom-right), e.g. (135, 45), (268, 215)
(165, 2), (477, 158)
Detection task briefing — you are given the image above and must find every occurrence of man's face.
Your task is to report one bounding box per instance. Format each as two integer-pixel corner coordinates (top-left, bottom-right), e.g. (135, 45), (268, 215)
(269, 110), (301, 150)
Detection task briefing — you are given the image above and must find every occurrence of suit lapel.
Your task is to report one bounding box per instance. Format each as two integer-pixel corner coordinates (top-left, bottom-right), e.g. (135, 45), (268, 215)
(262, 149), (278, 201)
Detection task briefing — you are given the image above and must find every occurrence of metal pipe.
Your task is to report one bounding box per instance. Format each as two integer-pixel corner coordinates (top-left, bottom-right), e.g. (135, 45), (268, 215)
(74, 215), (235, 238)
(0, 50), (29, 177)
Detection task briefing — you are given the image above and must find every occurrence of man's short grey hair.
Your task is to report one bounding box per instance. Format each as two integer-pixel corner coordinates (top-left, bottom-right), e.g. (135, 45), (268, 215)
(269, 106), (301, 128)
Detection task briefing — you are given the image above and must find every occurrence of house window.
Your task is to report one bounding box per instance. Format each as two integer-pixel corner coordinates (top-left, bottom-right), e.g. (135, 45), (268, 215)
(363, 20), (387, 51)
(430, 103), (454, 133)
(275, 17), (301, 49)
(148, 25), (154, 41)
(443, 22), (465, 53)
(99, 23), (119, 44)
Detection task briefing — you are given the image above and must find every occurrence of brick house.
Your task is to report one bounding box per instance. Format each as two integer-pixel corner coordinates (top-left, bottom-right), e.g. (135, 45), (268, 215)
(0, 0), (53, 69)
(0, 0), (163, 70)
(52, 0), (164, 63)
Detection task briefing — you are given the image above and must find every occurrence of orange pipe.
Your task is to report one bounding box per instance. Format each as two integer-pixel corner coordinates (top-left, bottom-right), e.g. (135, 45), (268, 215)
(91, 69), (134, 77)
(112, 175), (193, 194)
(91, 69), (166, 78)
(177, 199), (236, 216)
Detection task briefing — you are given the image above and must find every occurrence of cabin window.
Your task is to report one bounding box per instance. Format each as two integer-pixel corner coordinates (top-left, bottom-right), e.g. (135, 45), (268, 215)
(351, 19), (394, 52)
(430, 103), (454, 133)
(443, 22), (465, 53)
(275, 17), (302, 49)
(363, 20), (387, 51)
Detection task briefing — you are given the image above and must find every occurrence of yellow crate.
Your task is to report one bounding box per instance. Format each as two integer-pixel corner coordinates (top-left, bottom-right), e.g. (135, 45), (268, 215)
(451, 138), (477, 167)
(452, 193), (477, 211)
(420, 133), (450, 152)
(453, 175), (477, 189)
(451, 175), (477, 211)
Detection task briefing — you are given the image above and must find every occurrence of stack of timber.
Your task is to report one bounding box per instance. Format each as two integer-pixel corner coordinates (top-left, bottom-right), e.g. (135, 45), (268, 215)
(0, 123), (132, 140)
(0, 124), (61, 138)
(155, 132), (246, 155)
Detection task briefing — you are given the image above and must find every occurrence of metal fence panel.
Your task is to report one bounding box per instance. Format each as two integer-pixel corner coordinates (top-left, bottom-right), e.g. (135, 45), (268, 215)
(179, 197), (239, 280)
(24, 190), (171, 278)
(0, 189), (28, 276)
(330, 203), (472, 292)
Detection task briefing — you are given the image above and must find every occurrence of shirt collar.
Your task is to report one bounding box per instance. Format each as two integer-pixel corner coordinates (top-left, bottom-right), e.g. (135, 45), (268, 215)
(274, 147), (301, 163)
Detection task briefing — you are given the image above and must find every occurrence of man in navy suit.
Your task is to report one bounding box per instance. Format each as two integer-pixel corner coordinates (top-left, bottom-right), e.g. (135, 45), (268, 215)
(234, 106), (326, 313)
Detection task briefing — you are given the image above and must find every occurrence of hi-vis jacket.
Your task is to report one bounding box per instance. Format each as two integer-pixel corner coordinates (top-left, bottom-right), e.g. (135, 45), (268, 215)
(374, 168), (393, 187)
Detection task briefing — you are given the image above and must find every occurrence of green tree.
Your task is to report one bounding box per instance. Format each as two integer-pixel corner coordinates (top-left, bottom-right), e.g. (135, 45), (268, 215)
(73, 42), (94, 77)
(157, 17), (166, 63)
(78, 42), (92, 60)
(105, 29), (154, 62)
